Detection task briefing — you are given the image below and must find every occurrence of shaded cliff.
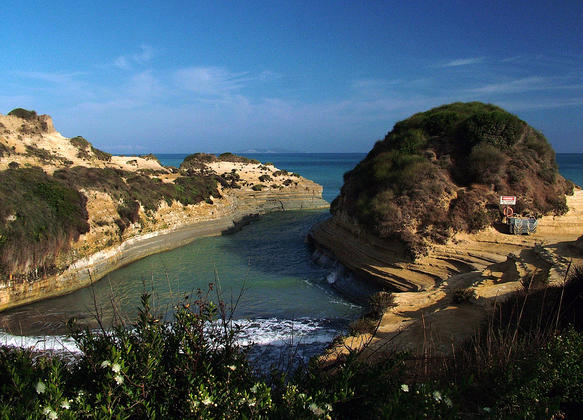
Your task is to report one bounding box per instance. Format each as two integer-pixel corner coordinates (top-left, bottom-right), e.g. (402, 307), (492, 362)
(0, 109), (327, 310)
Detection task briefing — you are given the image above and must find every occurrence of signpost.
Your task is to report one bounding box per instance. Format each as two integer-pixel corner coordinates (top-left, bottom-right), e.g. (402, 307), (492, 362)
(498, 195), (537, 234)
(500, 196), (516, 219)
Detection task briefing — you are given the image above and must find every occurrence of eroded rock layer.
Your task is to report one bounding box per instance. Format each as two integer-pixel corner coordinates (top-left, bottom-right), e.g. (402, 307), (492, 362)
(0, 110), (327, 310)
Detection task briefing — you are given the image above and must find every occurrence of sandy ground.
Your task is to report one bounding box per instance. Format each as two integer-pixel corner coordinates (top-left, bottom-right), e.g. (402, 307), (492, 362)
(322, 188), (583, 362)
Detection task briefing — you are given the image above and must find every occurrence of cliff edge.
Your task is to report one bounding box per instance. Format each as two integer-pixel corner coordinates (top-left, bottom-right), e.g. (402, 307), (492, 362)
(309, 102), (583, 359)
(0, 109), (327, 310)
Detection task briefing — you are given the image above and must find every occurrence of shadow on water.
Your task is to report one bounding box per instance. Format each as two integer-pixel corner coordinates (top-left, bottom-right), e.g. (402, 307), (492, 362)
(218, 210), (330, 277)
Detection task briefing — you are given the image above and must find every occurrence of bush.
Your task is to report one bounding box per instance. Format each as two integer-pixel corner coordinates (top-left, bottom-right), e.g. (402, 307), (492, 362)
(2, 272), (582, 419)
(180, 153), (217, 171)
(0, 142), (10, 158)
(349, 317), (378, 335)
(70, 136), (111, 161)
(252, 184), (265, 191)
(69, 136), (90, 150)
(0, 291), (275, 418)
(8, 108), (37, 120)
(0, 165), (222, 276)
(140, 153), (160, 163)
(259, 174), (272, 182)
(0, 168), (89, 276)
(368, 291), (396, 318)
(218, 153), (260, 164)
(91, 146), (112, 162)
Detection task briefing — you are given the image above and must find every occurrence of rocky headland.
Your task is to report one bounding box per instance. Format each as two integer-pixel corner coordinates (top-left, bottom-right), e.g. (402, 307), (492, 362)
(309, 102), (583, 359)
(0, 109), (327, 310)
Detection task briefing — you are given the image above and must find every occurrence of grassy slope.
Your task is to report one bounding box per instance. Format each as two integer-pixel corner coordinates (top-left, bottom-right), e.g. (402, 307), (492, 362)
(0, 148), (226, 279)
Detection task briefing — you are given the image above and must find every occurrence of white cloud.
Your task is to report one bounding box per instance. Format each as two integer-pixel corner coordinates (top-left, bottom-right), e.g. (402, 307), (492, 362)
(471, 76), (547, 94)
(441, 57), (485, 67)
(0, 94), (35, 113)
(469, 76), (583, 95)
(127, 71), (164, 99)
(173, 66), (251, 97)
(258, 70), (282, 81)
(16, 71), (85, 84)
(114, 45), (156, 70)
(497, 97), (583, 111)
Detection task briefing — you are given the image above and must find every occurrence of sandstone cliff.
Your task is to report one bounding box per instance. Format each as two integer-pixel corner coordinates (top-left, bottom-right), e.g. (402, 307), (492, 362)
(309, 102), (583, 359)
(0, 110), (327, 310)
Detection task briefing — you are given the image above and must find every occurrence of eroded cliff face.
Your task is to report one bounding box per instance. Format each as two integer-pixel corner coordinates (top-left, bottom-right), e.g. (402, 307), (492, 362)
(312, 189), (583, 292)
(316, 189), (583, 363)
(309, 103), (583, 360)
(0, 111), (327, 310)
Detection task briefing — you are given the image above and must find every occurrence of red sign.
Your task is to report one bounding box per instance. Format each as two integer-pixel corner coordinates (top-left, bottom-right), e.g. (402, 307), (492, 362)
(500, 196), (517, 205)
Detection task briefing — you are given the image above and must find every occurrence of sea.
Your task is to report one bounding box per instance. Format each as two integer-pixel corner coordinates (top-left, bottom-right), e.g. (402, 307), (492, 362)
(1, 153), (582, 367)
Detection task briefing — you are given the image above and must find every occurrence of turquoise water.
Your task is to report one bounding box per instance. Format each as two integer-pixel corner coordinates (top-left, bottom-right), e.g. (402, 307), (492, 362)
(0, 153), (367, 361)
(1, 153), (581, 359)
(157, 153), (583, 196)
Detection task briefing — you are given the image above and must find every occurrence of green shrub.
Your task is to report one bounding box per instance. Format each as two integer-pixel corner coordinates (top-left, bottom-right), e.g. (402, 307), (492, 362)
(0, 168), (89, 276)
(259, 174), (272, 182)
(0, 165), (221, 273)
(8, 108), (37, 120)
(90, 146), (112, 162)
(0, 142), (10, 157)
(2, 272), (582, 419)
(368, 291), (396, 319)
(252, 184), (265, 191)
(179, 153), (217, 171)
(218, 152), (260, 164)
(349, 317), (378, 335)
(140, 153), (160, 163)
(467, 143), (506, 184)
(25, 145), (56, 162)
(69, 136), (90, 150)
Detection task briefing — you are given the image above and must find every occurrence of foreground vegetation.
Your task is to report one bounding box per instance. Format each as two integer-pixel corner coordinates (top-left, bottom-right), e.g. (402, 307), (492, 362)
(333, 102), (574, 258)
(1, 266), (582, 419)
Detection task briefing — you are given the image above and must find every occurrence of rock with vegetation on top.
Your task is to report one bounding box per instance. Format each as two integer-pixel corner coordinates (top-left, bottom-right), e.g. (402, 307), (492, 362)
(331, 102), (574, 259)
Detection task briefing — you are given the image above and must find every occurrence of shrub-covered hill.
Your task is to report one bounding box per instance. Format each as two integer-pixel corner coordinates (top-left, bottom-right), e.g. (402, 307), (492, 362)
(0, 166), (222, 279)
(0, 109), (233, 279)
(331, 102), (574, 258)
(179, 152), (260, 171)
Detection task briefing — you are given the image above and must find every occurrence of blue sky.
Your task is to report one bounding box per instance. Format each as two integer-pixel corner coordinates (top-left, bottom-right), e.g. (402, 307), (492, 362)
(1, 1), (582, 153)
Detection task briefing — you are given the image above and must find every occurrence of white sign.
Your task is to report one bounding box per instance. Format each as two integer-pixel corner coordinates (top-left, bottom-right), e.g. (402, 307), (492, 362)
(500, 196), (517, 205)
